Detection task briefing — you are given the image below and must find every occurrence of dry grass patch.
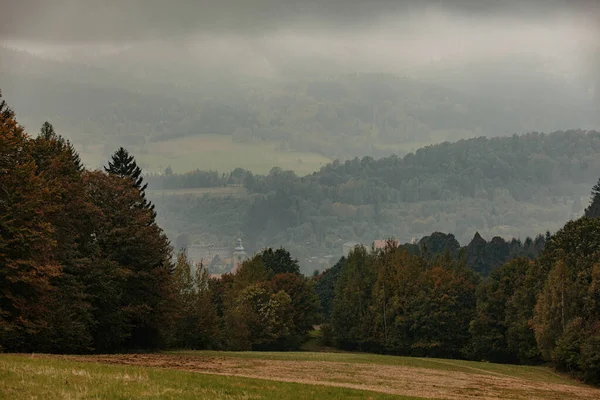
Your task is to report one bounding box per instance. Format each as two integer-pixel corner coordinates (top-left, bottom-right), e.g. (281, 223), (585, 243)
(0, 354), (415, 400)
(54, 352), (600, 400)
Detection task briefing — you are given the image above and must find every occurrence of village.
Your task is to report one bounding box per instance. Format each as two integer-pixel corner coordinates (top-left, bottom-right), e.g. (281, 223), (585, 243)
(182, 237), (422, 276)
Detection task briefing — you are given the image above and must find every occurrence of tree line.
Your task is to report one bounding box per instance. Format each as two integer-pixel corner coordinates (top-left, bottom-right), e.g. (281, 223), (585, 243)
(1, 92), (172, 352)
(0, 93), (319, 353)
(169, 248), (320, 351)
(148, 130), (597, 272)
(313, 202), (600, 383)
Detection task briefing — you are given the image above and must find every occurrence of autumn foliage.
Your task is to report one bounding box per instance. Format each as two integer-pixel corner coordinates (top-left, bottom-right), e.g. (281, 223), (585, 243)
(0, 93), (172, 352)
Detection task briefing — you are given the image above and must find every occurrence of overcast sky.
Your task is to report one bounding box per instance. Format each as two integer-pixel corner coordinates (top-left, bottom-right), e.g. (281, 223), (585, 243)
(0, 1), (598, 40)
(1, 1), (598, 80)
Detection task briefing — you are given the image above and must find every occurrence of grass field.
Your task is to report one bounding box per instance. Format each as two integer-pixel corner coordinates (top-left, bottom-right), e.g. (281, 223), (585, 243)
(2, 351), (599, 399)
(0, 354), (414, 400)
(78, 134), (331, 176)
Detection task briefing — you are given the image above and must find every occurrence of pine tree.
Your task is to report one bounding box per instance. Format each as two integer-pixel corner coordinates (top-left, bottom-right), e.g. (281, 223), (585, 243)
(105, 147), (155, 220)
(584, 177), (600, 218)
(37, 122), (82, 172)
(84, 171), (171, 349)
(29, 121), (95, 353)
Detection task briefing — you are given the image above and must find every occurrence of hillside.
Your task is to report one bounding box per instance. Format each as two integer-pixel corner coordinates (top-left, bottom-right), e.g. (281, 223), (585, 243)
(148, 130), (600, 272)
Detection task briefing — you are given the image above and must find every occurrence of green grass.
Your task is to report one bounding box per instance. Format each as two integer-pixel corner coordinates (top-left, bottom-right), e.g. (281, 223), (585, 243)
(167, 350), (580, 386)
(79, 134), (331, 176)
(0, 354), (422, 400)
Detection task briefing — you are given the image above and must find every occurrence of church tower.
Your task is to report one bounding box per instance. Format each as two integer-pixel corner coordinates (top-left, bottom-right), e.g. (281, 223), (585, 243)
(231, 238), (247, 273)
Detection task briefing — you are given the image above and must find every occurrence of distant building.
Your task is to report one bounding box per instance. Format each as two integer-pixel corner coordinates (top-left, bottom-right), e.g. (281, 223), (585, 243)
(187, 244), (230, 266)
(231, 238), (248, 274)
(206, 238), (248, 278)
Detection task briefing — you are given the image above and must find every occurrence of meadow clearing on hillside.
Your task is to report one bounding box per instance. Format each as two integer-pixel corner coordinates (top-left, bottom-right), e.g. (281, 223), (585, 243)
(77, 134), (332, 175)
(0, 354), (413, 400)
(146, 186), (247, 197)
(2, 352), (599, 400)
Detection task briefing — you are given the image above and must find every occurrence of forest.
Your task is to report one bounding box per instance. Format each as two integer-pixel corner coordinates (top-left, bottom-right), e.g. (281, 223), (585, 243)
(147, 130), (600, 272)
(2, 92), (600, 385)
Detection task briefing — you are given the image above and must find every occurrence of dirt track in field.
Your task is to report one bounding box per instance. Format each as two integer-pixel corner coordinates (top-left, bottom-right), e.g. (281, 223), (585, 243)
(52, 353), (600, 400)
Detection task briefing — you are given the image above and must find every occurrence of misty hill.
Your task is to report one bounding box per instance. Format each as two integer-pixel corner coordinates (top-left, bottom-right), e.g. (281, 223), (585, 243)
(148, 130), (600, 272)
(2, 46), (598, 163)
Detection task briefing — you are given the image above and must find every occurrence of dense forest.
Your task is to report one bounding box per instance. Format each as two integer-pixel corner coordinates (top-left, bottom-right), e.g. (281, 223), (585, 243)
(2, 93), (600, 384)
(148, 130), (599, 272)
(313, 208), (600, 384)
(0, 93), (318, 353)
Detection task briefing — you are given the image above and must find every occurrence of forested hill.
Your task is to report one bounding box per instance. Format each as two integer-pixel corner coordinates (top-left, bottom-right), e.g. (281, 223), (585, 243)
(248, 130), (600, 202)
(149, 130), (600, 271)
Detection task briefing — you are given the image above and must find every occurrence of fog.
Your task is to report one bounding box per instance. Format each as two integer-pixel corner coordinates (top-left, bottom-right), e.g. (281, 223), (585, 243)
(2, 1), (599, 79)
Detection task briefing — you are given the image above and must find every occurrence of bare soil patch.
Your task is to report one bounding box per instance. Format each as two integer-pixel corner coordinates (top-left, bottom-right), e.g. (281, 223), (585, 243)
(50, 354), (600, 400)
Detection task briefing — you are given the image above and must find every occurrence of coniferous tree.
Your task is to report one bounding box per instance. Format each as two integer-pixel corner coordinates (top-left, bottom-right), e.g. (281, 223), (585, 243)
(29, 122), (95, 353)
(105, 147), (155, 220)
(584, 177), (600, 218)
(84, 171), (172, 349)
(37, 122), (82, 172)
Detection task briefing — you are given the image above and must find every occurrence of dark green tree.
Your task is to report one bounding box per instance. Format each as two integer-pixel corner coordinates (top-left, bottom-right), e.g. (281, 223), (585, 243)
(467, 258), (539, 364)
(313, 257), (345, 321)
(84, 171), (172, 350)
(105, 147), (155, 220)
(38, 122), (82, 172)
(29, 122), (96, 353)
(584, 177), (600, 218)
(332, 246), (377, 350)
(271, 273), (320, 347)
(260, 248), (300, 276)
(533, 217), (600, 382)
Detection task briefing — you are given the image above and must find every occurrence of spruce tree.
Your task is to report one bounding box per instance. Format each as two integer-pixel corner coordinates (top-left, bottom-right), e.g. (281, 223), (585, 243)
(584, 177), (600, 218)
(105, 147), (155, 220)
(38, 122), (82, 172)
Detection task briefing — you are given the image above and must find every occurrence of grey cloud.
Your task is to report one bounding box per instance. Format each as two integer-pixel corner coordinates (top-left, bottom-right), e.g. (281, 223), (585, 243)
(0, 0), (598, 42)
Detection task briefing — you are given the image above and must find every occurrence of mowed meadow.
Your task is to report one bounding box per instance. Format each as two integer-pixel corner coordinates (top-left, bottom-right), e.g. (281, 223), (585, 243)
(78, 134), (332, 175)
(2, 351), (600, 400)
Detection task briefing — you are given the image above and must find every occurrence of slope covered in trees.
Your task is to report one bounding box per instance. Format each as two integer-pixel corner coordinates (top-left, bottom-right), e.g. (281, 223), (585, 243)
(149, 130), (599, 272)
(316, 214), (600, 383)
(0, 94), (172, 352)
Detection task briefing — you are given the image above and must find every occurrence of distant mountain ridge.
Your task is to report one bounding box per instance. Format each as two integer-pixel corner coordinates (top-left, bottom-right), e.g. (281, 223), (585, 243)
(2, 46), (598, 162)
